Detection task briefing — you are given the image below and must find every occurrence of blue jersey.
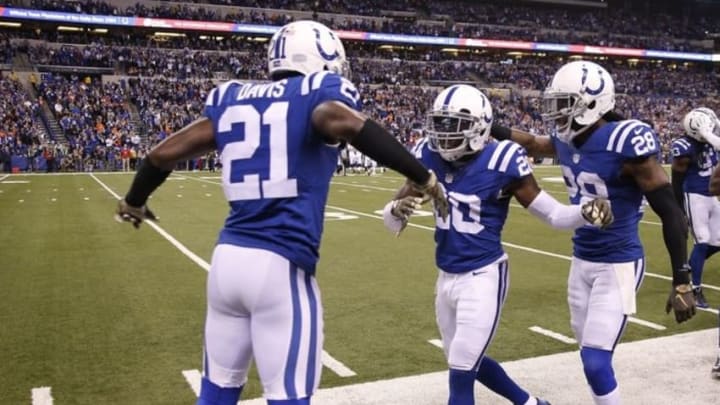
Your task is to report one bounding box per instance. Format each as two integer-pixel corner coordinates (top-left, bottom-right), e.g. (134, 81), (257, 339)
(204, 72), (362, 273)
(417, 139), (533, 273)
(671, 136), (718, 196)
(552, 119), (659, 263)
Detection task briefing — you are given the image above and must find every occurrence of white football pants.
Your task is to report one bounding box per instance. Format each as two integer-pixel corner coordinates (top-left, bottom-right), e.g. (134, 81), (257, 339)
(435, 257), (509, 371)
(203, 244), (323, 400)
(685, 192), (720, 245)
(568, 256), (645, 350)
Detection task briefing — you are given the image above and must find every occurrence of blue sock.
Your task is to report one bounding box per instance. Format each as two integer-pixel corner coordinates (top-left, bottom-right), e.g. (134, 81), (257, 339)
(707, 245), (720, 259)
(690, 243), (709, 286)
(197, 377), (243, 405)
(448, 368), (476, 405)
(580, 347), (617, 396)
(267, 398), (310, 405)
(475, 357), (530, 405)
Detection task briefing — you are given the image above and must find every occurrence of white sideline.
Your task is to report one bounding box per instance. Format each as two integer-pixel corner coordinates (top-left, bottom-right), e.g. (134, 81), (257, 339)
(239, 329), (720, 404)
(528, 326), (577, 344)
(31, 387), (53, 405)
(89, 173), (357, 379)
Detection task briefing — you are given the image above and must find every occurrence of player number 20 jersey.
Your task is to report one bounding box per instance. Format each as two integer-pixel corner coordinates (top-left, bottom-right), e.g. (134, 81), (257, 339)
(416, 139), (532, 273)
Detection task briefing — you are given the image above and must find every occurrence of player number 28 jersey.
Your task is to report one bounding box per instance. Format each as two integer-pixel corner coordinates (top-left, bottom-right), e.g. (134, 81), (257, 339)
(552, 119), (658, 263)
(203, 72), (361, 273)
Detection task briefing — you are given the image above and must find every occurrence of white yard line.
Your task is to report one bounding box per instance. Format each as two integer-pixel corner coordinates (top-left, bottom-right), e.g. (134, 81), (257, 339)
(177, 174), (720, 294)
(627, 316), (666, 331)
(89, 173), (356, 378)
(528, 326), (578, 345)
(0, 174), (10, 182)
(324, 205), (720, 294)
(31, 387), (53, 405)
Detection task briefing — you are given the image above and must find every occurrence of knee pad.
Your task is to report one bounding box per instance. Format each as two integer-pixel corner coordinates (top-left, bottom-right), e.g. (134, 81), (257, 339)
(580, 347), (617, 396)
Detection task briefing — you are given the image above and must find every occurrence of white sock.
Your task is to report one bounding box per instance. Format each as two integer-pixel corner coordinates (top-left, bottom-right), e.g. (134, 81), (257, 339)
(591, 386), (620, 405)
(523, 397), (538, 405)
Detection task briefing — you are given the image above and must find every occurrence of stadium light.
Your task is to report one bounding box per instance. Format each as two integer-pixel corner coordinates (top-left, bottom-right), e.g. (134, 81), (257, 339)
(57, 26), (82, 32)
(0, 22), (21, 27)
(154, 32), (186, 37)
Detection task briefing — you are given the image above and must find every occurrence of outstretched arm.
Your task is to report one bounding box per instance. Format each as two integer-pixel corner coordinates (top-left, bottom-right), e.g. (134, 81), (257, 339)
(490, 124), (556, 158)
(312, 100), (448, 218)
(670, 156), (690, 210)
(509, 175), (612, 230)
(117, 118), (217, 227)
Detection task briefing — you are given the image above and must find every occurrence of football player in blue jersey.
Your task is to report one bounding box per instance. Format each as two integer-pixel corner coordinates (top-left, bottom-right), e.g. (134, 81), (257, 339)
(671, 108), (720, 308)
(115, 21), (449, 405)
(489, 60), (694, 405)
(711, 164), (720, 379)
(383, 84), (613, 405)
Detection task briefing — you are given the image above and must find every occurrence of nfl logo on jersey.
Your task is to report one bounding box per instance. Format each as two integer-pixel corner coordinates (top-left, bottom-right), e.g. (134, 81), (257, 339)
(572, 153), (580, 163)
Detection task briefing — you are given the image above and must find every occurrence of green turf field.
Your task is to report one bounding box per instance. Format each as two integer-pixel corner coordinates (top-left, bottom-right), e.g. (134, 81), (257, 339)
(0, 167), (718, 404)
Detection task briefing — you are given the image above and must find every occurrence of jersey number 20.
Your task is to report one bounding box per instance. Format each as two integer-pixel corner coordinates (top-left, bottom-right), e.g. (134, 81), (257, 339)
(219, 102), (298, 201)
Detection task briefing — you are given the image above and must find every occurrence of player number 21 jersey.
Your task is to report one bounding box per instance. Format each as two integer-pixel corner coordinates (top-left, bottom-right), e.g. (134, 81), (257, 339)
(203, 72), (362, 273)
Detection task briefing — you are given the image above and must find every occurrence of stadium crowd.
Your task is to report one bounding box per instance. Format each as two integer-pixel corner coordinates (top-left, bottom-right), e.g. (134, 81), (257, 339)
(0, 0), (718, 172)
(0, 0), (714, 51)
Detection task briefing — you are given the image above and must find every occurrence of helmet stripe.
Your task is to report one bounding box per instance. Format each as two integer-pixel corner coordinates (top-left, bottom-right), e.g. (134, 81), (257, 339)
(442, 85), (461, 107)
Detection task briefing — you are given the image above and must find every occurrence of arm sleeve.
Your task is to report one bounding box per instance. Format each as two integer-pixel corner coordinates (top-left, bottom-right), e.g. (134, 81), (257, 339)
(645, 184), (690, 285)
(527, 190), (587, 230)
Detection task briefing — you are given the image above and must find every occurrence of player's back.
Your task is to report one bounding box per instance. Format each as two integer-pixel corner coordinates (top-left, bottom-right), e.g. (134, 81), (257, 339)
(672, 135), (719, 196)
(417, 139), (532, 273)
(203, 72), (361, 273)
(552, 119), (657, 262)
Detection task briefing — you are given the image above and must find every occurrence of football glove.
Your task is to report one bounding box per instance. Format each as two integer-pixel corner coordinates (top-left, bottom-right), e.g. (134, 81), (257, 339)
(581, 198), (613, 229)
(115, 199), (158, 229)
(390, 196), (423, 237)
(411, 170), (449, 220)
(665, 283), (696, 323)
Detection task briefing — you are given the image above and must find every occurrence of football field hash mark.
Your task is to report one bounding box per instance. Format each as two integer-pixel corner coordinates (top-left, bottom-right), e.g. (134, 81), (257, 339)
(90, 173), (357, 378)
(31, 386), (53, 405)
(427, 339), (443, 349)
(528, 326), (577, 344)
(182, 369), (202, 397)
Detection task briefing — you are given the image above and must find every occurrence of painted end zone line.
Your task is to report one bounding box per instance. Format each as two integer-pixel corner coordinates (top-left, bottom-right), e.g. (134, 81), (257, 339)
(90, 174), (356, 378)
(31, 387), (53, 405)
(528, 326), (577, 345)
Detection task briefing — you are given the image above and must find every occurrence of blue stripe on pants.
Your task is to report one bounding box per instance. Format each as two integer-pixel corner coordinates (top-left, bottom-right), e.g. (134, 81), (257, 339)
(305, 272), (318, 397)
(472, 261), (507, 371)
(285, 264), (301, 398)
